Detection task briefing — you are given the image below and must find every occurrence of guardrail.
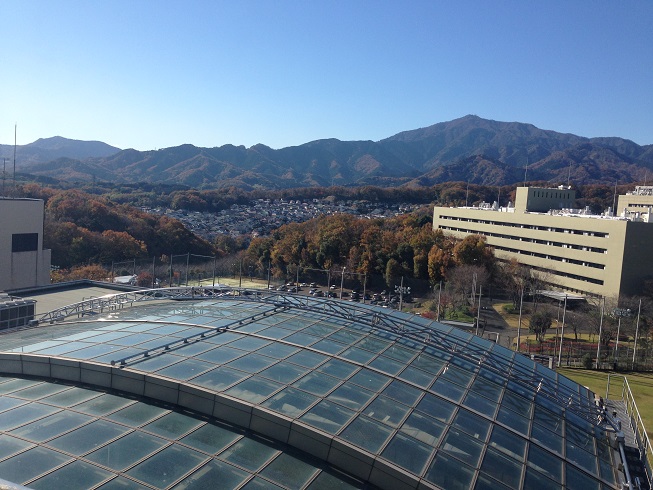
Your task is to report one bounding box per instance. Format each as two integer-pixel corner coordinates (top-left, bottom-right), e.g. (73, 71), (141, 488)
(606, 373), (653, 490)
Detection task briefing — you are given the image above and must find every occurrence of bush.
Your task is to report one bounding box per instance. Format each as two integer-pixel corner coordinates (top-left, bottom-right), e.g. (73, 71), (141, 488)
(582, 353), (593, 369)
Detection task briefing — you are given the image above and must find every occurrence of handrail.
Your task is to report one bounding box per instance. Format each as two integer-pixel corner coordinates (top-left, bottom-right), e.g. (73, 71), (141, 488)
(607, 373), (653, 489)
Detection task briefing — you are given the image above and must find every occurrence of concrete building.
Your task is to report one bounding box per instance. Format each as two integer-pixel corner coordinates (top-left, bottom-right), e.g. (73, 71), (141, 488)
(0, 198), (51, 291)
(433, 186), (653, 299)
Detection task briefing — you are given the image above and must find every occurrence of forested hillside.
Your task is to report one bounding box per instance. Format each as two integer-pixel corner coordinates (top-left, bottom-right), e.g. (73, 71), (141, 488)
(18, 184), (214, 268)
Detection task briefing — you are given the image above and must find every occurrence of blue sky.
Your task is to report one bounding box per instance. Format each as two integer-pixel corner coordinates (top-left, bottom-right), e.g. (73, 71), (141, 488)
(2, 1), (651, 150)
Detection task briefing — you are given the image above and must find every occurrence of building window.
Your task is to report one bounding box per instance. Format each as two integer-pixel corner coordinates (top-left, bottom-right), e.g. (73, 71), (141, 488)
(12, 233), (38, 252)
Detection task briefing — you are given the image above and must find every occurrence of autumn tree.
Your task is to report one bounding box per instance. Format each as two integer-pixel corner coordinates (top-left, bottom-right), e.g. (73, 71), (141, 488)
(529, 309), (554, 343)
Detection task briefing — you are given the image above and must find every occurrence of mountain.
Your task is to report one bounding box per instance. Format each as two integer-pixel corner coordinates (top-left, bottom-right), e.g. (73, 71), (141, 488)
(10, 116), (653, 188)
(0, 136), (120, 165)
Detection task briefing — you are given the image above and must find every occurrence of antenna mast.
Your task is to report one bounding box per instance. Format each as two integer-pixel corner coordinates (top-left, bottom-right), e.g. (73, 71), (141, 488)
(13, 124), (17, 193)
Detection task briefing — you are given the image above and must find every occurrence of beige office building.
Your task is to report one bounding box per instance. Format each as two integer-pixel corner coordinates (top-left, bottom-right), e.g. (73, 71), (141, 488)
(433, 187), (653, 298)
(0, 198), (51, 291)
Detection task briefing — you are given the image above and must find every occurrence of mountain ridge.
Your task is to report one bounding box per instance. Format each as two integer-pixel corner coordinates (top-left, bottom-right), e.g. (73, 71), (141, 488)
(5, 116), (653, 188)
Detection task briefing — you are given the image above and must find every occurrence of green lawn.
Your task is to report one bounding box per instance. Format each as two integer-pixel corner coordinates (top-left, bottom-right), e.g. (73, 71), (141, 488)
(560, 368), (653, 440)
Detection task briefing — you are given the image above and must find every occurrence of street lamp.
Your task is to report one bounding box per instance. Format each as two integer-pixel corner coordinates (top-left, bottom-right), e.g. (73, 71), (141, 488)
(339, 267), (346, 300)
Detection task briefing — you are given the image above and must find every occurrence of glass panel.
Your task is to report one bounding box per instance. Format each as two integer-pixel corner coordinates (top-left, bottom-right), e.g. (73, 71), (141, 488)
(382, 344), (416, 362)
(284, 332), (320, 347)
(424, 452), (475, 490)
(29, 460), (113, 490)
(72, 393), (134, 416)
(0, 446), (72, 484)
(440, 427), (484, 467)
(11, 411), (92, 442)
(259, 453), (318, 488)
(12, 383), (70, 400)
(259, 362), (305, 384)
(398, 365), (435, 388)
(474, 473), (513, 490)
(479, 447), (522, 488)
(0, 434), (33, 459)
(469, 377), (502, 402)
(0, 396), (26, 413)
(462, 390), (498, 417)
(363, 396), (410, 428)
(229, 337), (272, 351)
(157, 359), (216, 380)
(382, 380), (422, 406)
(565, 442), (597, 474)
(172, 459), (249, 489)
(41, 387), (101, 407)
(410, 353), (445, 373)
(299, 400), (355, 434)
(431, 377), (466, 402)
(131, 354), (183, 372)
(287, 351), (328, 368)
(488, 425), (527, 461)
(87, 431), (167, 470)
(196, 346), (245, 364)
(96, 476), (151, 489)
(180, 424), (241, 454)
(306, 470), (360, 490)
(317, 359), (358, 379)
(496, 406), (530, 436)
(348, 369), (389, 392)
(224, 377), (283, 403)
(339, 416), (393, 453)
(327, 383), (375, 410)
(292, 372), (340, 396)
(527, 444), (563, 483)
(565, 464), (600, 490)
(523, 467), (562, 490)
(127, 445), (208, 487)
(367, 356), (404, 375)
(226, 354), (278, 373)
(530, 423), (563, 455)
(261, 387), (318, 417)
(241, 477), (284, 489)
(310, 338), (346, 355)
(48, 419), (126, 455)
(218, 438), (279, 471)
(255, 343), (299, 359)
(143, 412), (204, 439)
(339, 347), (376, 364)
(415, 393), (456, 423)
(400, 411), (445, 446)
(381, 432), (433, 474)
(452, 408), (491, 441)
(107, 404), (168, 427)
(191, 367), (249, 391)
(0, 378), (42, 395)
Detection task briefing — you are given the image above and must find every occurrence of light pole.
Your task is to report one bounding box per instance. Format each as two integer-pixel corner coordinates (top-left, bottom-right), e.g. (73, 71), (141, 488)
(596, 297), (605, 370)
(436, 281), (442, 322)
(339, 267), (346, 300)
(516, 285), (524, 352)
(557, 294), (568, 367)
(613, 307), (631, 370)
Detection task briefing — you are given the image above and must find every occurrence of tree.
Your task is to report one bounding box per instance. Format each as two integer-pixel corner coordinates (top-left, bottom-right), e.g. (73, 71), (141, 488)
(529, 310), (554, 343)
(385, 258), (401, 288)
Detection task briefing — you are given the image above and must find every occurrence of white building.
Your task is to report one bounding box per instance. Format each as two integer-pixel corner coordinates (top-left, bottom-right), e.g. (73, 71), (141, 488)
(0, 198), (51, 291)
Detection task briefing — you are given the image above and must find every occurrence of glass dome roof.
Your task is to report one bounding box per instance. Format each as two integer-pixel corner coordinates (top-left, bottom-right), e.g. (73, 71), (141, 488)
(0, 292), (623, 489)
